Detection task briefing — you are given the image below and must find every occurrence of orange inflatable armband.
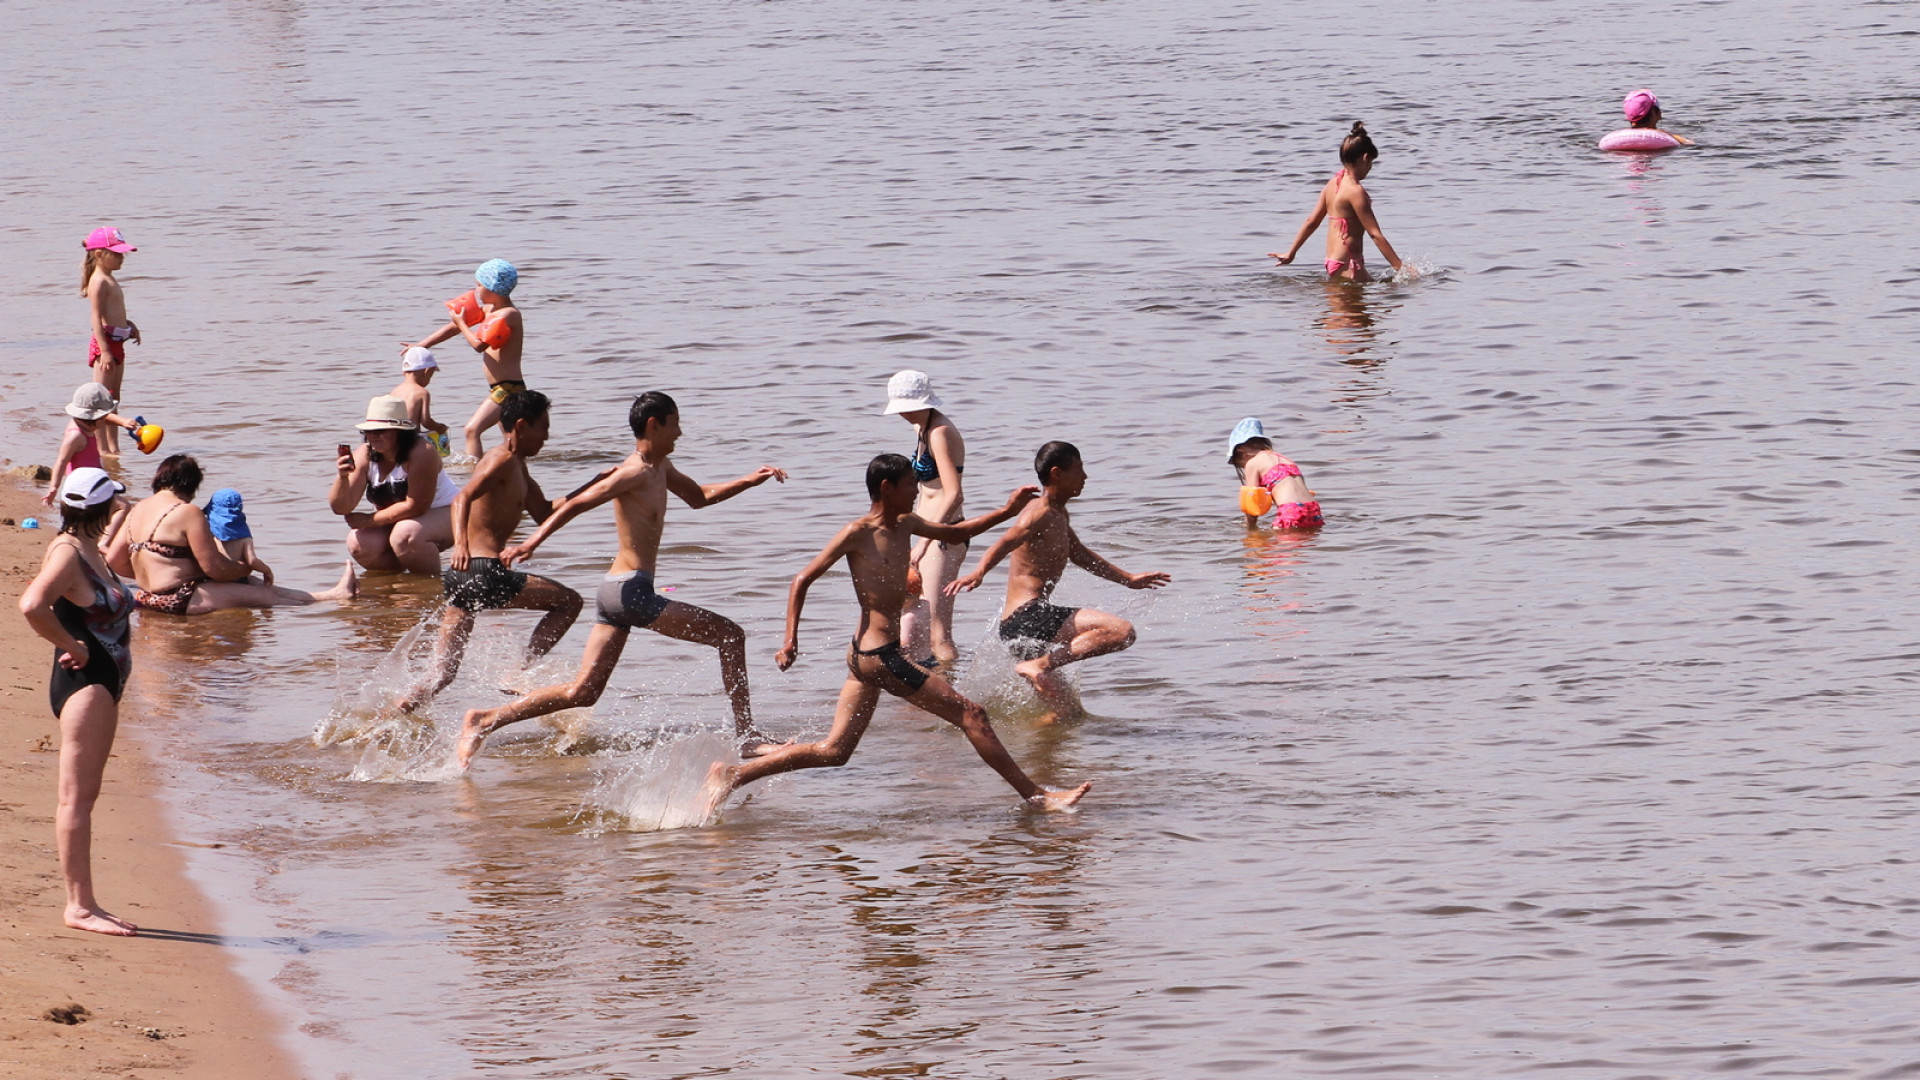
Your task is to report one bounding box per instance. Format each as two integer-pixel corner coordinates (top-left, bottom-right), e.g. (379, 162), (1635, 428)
(1239, 485), (1273, 517)
(446, 290), (485, 327)
(135, 424), (165, 455)
(478, 313), (514, 348)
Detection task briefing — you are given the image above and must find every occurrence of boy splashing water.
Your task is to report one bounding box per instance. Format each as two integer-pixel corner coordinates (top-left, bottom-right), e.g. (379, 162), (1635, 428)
(701, 454), (1090, 817)
(948, 441), (1170, 723)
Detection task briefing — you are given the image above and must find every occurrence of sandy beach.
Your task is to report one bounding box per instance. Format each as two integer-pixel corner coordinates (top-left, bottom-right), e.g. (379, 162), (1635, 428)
(0, 479), (299, 1080)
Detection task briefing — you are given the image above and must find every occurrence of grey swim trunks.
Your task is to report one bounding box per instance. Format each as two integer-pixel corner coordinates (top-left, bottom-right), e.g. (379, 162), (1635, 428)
(594, 571), (671, 629)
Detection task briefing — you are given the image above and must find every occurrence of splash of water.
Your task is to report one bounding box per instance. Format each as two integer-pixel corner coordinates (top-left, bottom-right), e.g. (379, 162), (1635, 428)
(583, 730), (736, 833)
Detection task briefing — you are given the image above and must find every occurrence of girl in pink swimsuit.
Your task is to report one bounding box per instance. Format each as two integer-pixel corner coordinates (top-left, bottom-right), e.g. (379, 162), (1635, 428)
(1228, 417), (1323, 530)
(1269, 122), (1405, 283)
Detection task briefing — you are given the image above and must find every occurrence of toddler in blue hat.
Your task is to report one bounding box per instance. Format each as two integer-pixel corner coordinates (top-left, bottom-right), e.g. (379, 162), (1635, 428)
(206, 488), (275, 583)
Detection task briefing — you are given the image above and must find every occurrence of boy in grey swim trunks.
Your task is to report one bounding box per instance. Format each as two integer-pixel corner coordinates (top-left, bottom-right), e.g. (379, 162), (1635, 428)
(947, 440), (1170, 723)
(454, 392), (786, 767)
(701, 453), (1091, 815)
(399, 390), (582, 713)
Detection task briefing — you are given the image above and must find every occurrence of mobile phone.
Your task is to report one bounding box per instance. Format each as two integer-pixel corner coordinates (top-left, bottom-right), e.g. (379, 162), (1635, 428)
(336, 443), (351, 459)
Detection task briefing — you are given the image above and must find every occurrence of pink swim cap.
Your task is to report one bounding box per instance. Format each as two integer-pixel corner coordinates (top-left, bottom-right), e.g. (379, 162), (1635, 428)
(1622, 89), (1659, 124)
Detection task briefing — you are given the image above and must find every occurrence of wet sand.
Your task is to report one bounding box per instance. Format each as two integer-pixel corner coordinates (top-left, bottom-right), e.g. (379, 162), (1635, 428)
(0, 481), (298, 1080)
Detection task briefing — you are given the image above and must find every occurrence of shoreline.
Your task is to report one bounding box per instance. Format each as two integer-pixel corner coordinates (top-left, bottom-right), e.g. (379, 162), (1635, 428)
(0, 479), (301, 1079)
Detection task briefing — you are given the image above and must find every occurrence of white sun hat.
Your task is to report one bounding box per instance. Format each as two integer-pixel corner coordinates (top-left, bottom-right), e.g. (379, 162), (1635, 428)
(882, 369), (942, 415)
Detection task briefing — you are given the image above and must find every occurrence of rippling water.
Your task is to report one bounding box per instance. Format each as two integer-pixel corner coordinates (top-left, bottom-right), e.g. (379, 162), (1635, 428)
(6, 1), (1920, 1075)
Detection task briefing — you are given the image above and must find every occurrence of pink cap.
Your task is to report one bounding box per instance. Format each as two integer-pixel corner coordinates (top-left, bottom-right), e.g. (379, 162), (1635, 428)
(83, 227), (136, 253)
(1622, 90), (1659, 124)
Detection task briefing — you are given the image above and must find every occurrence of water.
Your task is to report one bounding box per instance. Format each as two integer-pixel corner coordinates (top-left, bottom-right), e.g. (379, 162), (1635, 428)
(6, 0), (1920, 1075)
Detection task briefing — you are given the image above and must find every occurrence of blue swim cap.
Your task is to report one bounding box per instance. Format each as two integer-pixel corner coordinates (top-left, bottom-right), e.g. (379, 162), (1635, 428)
(1227, 417), (1266, 457)
(475, 259), (518, 297)
(206, 488), (252, 542)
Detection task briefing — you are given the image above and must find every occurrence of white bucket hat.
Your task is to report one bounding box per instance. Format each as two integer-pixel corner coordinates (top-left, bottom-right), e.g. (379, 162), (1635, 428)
(882, 369), (942, 415)
(66, 383), (118, 421)
(356, 395), (418, 431)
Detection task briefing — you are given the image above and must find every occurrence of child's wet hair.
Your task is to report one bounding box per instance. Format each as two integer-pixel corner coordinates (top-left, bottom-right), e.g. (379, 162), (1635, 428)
(501, 389), (550, 431)
(1339, 121), (1378, 166)
(1229, 436), (1273, 467)
(867, 453), (913, 500)
(1034, 440), (1081, 484)
(628, 391), (678, 437)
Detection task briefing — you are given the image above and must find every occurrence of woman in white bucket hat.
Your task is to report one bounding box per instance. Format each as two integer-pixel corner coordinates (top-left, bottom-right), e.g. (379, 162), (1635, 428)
(883, 369), (968, 668)
(327, 395), (458, 574)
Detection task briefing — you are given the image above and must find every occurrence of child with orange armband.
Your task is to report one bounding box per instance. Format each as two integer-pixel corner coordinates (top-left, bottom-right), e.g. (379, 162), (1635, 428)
(400, 259), (525, 459)
(1228, 418), (1323, 530)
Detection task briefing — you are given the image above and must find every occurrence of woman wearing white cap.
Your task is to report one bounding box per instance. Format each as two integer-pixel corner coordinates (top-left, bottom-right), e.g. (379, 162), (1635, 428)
(19, 467), (139, 935)
(329, 395), (458, 574)
(884, 369), (968, 668)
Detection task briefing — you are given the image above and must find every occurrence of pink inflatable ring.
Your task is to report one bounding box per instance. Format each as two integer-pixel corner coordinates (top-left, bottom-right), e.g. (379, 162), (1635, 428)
(1599, 128), (1683, 152)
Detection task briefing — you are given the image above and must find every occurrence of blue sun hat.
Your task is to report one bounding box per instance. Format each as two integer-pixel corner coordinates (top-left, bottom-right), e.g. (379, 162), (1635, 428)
(1227, 417), (1266, 458)
(206, 488), (252, 542)
(474, 258), (518, 297)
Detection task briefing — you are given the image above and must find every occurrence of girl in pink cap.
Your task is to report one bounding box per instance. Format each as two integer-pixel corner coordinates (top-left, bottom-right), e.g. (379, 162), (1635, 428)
(1621, 89), (1693, 144)
(81, 227), (140, 458)
(1269, 123), (1406, 283)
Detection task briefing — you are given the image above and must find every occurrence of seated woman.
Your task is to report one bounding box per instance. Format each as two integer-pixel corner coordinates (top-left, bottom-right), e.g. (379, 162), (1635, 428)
(107, 455), (356, 614)
(328, 395), (457, 575)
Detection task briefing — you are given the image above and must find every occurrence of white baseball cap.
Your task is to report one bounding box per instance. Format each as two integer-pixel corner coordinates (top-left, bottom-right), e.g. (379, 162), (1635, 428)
(402, 346), (438, 373)
(59, 467), (124, 509)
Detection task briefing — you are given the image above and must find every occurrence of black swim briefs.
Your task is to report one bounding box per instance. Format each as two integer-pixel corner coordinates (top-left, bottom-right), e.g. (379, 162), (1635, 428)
(443, 557), (529, 612)
(997, 599), (1079, 661)
(847, 638), (932, 694)
(595, 571), (670, 629)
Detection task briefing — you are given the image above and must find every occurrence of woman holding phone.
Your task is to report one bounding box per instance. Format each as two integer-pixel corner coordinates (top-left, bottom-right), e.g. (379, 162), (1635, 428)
(328, 395), (458, 575)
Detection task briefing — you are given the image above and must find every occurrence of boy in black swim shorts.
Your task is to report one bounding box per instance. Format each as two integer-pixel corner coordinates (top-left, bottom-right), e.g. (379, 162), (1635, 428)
(948, 440), (1170, 723)
(700, 453), (1091, 817)
(399, 391), (582, 712)
(454, 392), (788, 768)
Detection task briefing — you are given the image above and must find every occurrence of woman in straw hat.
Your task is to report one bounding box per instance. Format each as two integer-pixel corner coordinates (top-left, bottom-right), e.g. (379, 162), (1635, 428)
(328, 395), (458, 575)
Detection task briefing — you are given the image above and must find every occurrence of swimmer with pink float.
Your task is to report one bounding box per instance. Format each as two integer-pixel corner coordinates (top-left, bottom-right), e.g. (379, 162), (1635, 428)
(1599, 89), (1693, 151)
(1270, 122), (1405, 283)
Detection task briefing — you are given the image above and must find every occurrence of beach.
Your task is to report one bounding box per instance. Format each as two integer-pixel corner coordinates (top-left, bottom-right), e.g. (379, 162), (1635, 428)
(0, 481), (297, 1080)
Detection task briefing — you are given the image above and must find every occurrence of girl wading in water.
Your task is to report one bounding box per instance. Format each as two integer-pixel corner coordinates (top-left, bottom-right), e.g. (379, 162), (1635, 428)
(81, 227), (141, 458)
(1270, 122), (1406, 283)
(19, 468), (139, 935)
(885, 370), (968, 669)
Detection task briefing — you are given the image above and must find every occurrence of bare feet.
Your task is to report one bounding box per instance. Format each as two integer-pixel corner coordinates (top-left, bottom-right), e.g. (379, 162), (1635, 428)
(737, 729), (790, 760)
(1027, 782), (1092, 812)
(700, 761), (738, 819)
(1014, 657), (1083, 721)
(317, 561), (358, 603)
(65, 904), (138, 937)
(454, 708), (496, 770)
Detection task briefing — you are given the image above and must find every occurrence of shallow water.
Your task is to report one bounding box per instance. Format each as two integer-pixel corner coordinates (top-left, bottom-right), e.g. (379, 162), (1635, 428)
(6, 0), (1920, 1075)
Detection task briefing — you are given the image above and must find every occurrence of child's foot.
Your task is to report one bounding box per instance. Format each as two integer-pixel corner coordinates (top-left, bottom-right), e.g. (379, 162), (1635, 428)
(1027, 782), (1092, 812)
(1015, 658), (1082, 721)
(317, 561), (358, 603)
(454, 709), (496, 770)
(65, 904), (138, 936)
(700, 761), (738, 819)
(737, 730), (789, 760)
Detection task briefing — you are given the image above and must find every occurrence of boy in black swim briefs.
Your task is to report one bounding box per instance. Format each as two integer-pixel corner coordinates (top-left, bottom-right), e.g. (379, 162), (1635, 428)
(400, 390), (582, 713)
(700, 453), (1091, 817)
(454, 392), (787, 768)
(947, 440), (1170, 723)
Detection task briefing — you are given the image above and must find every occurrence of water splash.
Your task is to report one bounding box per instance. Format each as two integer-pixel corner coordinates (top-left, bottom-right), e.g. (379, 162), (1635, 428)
(582, 730), (735, 833)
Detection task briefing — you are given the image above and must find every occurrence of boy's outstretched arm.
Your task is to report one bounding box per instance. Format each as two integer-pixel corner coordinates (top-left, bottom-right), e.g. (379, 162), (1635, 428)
(667, 462), (787, 509)
(1068, 531), (1172, 590)
(944, 502), (1041, 597)
(774, 525), (855, 670)
(915, 485), (1039, 546)
(499, 462), (638, 565)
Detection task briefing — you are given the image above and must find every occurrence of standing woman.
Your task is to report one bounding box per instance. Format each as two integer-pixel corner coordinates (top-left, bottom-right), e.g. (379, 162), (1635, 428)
(329, 395), (457, 575)
(884, 369), (967, 668)
(81, 227), (141, 458)
(18, 468), (139, 936)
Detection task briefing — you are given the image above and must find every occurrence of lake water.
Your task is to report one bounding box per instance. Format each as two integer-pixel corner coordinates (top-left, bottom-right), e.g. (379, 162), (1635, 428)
(5, 0), (1920, 1075)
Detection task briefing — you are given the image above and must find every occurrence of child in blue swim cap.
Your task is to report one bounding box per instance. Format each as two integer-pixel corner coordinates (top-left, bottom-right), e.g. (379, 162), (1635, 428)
(401, 258), (527, 458)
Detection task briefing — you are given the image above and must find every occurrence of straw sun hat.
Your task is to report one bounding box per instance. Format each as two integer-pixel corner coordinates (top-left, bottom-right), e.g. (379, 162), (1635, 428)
(356, 395), (418, 431)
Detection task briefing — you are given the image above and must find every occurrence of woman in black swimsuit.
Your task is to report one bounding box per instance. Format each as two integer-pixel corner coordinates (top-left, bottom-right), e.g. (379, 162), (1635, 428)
(19, 467), (139, 936)
(106, 454), (355, 614)
(883, 369), (968, 668)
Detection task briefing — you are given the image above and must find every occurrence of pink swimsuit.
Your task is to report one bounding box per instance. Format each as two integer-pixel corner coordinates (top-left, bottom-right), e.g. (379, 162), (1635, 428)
(1258, 462), (1323, 530)
(1324, 171), (1365, 277)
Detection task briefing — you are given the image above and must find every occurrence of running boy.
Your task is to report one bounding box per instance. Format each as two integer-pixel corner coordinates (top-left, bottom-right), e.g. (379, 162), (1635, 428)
(401, 259), (525, 458)
(454, 392), (785, 766)
(390, 346), (451, 452)
(701, 454), (1090, 816)
(947, 441), (1170, 723)
(401, 391), (583, 713)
